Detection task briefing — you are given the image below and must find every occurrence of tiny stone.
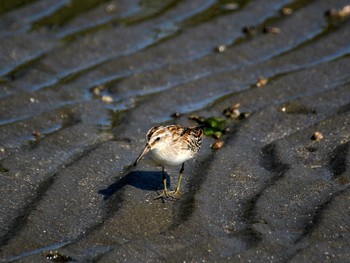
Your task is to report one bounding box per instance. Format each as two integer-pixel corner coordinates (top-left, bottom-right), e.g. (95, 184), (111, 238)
(106, 4), (117, 13)
(231, 103), (240, 110)
(263, 26), (281, 34)
(101, 95), (113, 103)
(44, 250), (71, 262)
(32, 131), (41, 139)
(211, 140), (224, 149)
(223, 127), (231, 133)
(222, 3), (239, 11)
(325, 5), (350, 18)
(238, 112), (251, 120)
(340, 5), (350, 17)
(311, 131), (324, 141)
(325, 9), (338, 18)
(231, 109), (240, 117)
(281, 7), (293, 15)
(256, 77), (268, 87)
(223, 103), (241, 118)
(171, 112), (182, 118)
(215, 45), (226, 53)
(92, 86), (101, 95)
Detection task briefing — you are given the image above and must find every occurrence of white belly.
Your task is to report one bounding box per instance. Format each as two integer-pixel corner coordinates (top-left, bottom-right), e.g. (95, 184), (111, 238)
(151, 147), (193, 166)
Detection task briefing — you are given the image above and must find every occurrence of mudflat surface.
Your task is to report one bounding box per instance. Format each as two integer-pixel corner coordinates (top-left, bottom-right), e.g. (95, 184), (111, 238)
(0, 0), (349, 262)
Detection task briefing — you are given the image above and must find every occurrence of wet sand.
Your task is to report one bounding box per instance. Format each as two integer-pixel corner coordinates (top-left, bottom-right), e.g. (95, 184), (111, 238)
(0, 0), (349, 262)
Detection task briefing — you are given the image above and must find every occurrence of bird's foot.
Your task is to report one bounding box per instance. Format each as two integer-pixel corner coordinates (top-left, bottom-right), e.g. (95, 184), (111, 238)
(154, 190), (170, 200)
(154, 189), (181, 200)
(168, 188), (182, 199)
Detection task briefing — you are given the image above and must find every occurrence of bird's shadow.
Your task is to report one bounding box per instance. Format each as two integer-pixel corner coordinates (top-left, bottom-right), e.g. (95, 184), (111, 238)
(98, 171), (170, 200)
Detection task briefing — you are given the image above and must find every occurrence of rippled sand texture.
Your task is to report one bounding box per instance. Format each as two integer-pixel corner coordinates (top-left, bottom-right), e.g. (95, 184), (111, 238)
(0, 0), (350, 262)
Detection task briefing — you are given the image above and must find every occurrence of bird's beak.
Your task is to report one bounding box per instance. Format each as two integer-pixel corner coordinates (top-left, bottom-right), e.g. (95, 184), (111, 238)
(134, 144), (151, 167)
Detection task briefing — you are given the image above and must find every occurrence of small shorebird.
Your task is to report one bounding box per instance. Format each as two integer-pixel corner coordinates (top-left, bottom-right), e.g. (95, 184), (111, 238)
(134, 125), (203, 199)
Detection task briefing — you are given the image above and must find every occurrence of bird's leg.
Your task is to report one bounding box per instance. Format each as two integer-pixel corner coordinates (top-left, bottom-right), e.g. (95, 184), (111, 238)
(154, 166), (170, 199)
(169, 163), (184, 199)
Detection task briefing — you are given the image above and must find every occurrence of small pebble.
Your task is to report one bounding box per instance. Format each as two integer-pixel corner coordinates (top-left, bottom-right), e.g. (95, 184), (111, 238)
(29, 97), (39, 103)
(325, 9), (338, 18)
(228, 109), (240, 118)
(223, 103), (240, 111)
(215, 45), (226, 53)
(338, 5), (350, 17)
(221, 3), (239, 11)
(256, 77), (268, 87)
(101, 95), (113, 103)
(281, 7), (293, 15)
(171, 112), (182, 118)
(325, 5), (350, 18)
(223, 127), (231, 134)
(238, 112), (251, 120)
(45, 250), (71, 262)
(91, 86), (101, 95)
(223, 103), (241, 118)
(105, 4), (117, 13)
(32, 131), (41, 139)
(211, 140), (224, 149)
(263, 26), (281, 34)
(231, 103), (241, 110)
(279, 102), (316, 114)
(92, 84), (105, 95)
(311, 131), (324, 141)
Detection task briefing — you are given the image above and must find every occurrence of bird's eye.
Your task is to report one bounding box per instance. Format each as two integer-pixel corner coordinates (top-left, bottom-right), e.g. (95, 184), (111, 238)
(155, 137), (160, 141)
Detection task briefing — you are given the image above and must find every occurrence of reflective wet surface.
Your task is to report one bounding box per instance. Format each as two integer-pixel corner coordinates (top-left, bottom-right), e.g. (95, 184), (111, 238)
(0, 0), (349, 262)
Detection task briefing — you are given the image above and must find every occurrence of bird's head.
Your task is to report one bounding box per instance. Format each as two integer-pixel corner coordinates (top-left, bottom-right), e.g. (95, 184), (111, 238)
(133, 126), (169, 166)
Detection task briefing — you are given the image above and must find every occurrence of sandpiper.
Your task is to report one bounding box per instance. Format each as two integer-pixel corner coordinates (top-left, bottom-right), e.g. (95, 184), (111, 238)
(134, 125), (203, 199)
